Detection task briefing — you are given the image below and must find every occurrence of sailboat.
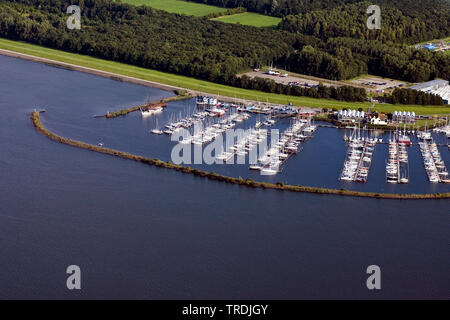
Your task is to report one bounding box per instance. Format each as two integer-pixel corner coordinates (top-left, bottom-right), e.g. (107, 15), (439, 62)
(398, 124), (411, 146)
(151, 119), (163, 135)
(400, 169), (409, 184)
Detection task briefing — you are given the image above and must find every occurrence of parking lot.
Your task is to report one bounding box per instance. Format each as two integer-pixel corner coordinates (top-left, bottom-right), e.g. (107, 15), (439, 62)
(350, 77), (408, 92)
(242, 70), (336, 88)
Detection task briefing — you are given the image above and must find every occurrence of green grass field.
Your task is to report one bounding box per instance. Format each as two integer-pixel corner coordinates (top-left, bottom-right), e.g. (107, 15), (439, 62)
(120, 0), (281, 28)
(1, 38), (449, 115)
(212, 12), (281, 28)
(118, 0), (224, 16)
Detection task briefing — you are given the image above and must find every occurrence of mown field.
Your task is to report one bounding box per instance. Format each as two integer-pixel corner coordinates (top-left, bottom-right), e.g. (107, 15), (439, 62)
(212, 12), (281, 28)
(120, 0), (281, 28)
(1, 38), (449, 115)
(118, 0), (224, 16)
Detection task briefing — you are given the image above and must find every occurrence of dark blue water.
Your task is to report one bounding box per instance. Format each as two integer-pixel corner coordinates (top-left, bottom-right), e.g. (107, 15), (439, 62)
(0, 55), (449, 299)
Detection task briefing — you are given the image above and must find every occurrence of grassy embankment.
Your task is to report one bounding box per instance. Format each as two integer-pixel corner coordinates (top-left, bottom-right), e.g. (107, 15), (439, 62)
(30, 111), (450, 199)
(1, 38), (449, 115)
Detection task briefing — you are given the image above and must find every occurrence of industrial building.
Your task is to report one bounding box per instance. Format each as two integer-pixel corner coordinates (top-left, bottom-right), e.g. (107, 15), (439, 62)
(410, 80), (450, 104)
(410, 79), (448, 91)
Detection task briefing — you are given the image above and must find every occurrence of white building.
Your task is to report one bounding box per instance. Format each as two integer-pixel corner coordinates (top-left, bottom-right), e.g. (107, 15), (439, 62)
(393, 111), (416, 123)
(370, 117), (387, 125)
(337, 109), (365, 121)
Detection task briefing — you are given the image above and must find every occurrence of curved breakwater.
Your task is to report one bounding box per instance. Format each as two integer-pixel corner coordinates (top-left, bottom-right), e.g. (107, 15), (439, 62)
(31, 111), (450, 200)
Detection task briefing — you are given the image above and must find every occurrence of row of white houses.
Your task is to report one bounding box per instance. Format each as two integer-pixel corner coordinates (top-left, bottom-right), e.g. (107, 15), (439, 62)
(335, 109), (416, 124)
(393, 111), (416, 123)
(336, 109), (365, 119)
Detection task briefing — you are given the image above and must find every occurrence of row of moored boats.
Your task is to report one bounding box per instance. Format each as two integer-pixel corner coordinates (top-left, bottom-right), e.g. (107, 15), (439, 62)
(386, 140), (409, 184)
(419, 141), (449, 183)
(250, 120), (317, 175)
(340, 139), (376, 183)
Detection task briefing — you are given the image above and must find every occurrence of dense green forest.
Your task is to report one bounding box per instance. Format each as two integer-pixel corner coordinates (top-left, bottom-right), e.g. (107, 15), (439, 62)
(0, 0), (367, 101)
(0, 0), (292, 79)
(186, 0), (450, 82)
(186, 0), (450, 22)
(0, 0), (448, 105)
(278, 1), (449, 44)
(185, 0), (366, 16)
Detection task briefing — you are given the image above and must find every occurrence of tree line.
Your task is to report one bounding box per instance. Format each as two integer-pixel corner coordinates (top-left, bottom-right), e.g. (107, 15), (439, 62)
(185, 0), (367, 17)
(391, 89), (444, 106)
(278, 1), (449, 44)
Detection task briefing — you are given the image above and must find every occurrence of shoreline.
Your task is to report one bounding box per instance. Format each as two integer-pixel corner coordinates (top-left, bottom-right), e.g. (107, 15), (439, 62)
(2, 44), (449, 115)
(30, 111), (450, 200)
(0, 47), (316, 109)
(0, 48), (184, 93)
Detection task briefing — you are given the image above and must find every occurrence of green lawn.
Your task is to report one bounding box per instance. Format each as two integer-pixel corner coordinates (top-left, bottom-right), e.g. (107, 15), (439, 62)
(118, 0), (224, 16)
(1, 38), (449, 115)
(212, 12), (281, 28)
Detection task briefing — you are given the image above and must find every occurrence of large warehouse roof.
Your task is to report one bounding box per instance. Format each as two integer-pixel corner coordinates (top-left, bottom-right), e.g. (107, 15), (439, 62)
(410, 79), (449, 91)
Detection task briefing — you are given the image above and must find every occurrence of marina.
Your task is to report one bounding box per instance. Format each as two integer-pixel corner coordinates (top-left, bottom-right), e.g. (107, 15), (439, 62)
(1, 0), (450, 300)
(1, 54), (449, 300)
(141, 96), (450, 189)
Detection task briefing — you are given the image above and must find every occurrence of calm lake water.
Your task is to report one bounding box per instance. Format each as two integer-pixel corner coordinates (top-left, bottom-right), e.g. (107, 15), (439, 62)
(0, 55), (449, 299)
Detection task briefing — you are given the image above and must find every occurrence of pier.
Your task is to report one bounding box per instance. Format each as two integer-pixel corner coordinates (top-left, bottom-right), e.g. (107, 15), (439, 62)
(419, 141), (449, 183)
(340, 139), (376, 183)
(386, 141), (410, 184)
(251, 119), (316, 175)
